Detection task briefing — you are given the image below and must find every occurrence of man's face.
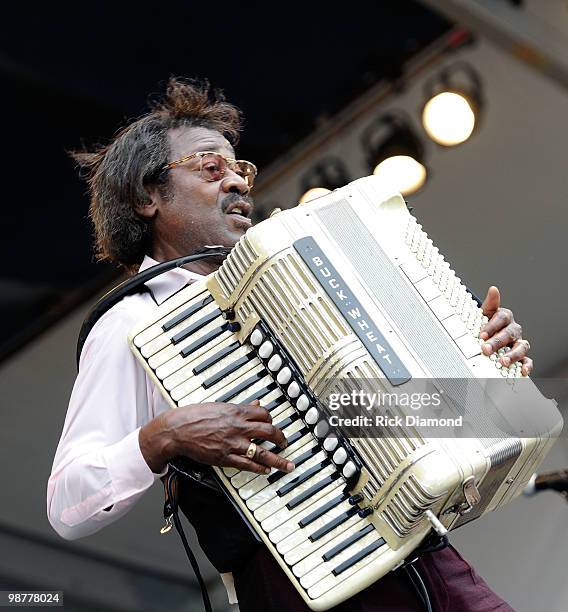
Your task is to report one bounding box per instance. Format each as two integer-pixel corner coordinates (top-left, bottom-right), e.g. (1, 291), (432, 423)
(145, 126), (254, 262)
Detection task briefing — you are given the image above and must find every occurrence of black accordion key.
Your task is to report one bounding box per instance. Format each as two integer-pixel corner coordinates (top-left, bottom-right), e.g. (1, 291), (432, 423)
(171, 308), (221, 345)
(180, 324), (231, 358)
(192, 341), (240, 375)
(299, 493), (347, 528)
(277, 460), (329, 498)
(239, 383), (278, 406)
(286, 472), (340, 510)
(263, 396), (286, 412)
(322, 525), (377, 562)
(309, 507), (358, 542)
(285, 428), (307, 447)
(332, 539), (386, 576)
(273, 413), (299, 432)
(215, 370), (266, 403)
(267, 446), (319, 485)
(202, 351), (255, 389)
(162, 295), (214, 331)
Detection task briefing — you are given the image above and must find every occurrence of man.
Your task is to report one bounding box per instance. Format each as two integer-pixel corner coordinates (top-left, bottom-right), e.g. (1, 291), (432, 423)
(48, 78), (531, 611)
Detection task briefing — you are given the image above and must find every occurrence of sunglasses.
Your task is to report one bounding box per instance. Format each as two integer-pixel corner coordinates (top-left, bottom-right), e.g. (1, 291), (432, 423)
(162, 151), (257, 189)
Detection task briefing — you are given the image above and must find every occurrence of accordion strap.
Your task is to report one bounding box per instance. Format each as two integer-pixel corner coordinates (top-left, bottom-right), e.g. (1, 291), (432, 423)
(162, 469), (213, 612)
(75, 247), (232, 369)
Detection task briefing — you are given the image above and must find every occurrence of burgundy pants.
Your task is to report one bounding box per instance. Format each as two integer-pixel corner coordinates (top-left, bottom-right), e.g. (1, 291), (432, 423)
(233, 545), (514, 611)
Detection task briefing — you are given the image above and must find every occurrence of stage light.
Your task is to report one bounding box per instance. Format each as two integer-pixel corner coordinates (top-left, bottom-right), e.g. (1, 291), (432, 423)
(299, 187), (331, 204)
(298, 157), (350, 204)
(373, 155), (427, 196)
(362, 112), (427, 196)
(421, 62), (483, 146)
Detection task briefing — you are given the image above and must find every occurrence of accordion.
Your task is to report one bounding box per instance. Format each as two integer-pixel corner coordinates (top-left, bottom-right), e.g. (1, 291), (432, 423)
(129, 176), (562, 610)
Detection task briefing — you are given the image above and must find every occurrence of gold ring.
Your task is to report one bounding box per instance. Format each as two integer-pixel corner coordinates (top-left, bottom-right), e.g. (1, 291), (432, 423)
(245, 442), (257, 459)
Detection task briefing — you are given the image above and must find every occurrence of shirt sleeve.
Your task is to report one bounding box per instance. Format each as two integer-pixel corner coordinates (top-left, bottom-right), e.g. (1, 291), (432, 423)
(47, 303), (167, 540)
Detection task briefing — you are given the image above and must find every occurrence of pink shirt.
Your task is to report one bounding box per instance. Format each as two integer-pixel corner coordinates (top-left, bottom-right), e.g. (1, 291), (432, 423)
(47, 256), (203, 539)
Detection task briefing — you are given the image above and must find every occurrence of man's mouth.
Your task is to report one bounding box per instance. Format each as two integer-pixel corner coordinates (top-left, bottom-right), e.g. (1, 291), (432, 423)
(225, 199), (253, 228)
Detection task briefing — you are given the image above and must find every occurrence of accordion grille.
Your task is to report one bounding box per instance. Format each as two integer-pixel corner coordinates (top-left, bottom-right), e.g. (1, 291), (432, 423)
(238, 254), (351, 372)
(381, 476), (443, 537)
(216, 236), (258, 298)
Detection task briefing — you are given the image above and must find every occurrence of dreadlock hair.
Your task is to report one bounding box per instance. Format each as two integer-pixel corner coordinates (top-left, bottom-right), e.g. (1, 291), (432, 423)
(71, 77), (243, 273)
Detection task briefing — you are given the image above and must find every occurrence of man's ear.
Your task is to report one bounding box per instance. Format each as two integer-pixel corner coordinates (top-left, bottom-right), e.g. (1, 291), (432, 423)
(137, 185), (162, 219)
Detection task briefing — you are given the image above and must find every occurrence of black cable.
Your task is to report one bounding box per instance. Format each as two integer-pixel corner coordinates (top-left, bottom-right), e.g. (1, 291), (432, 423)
(166, 474), (213, 612)
(404, 564), (433, 612)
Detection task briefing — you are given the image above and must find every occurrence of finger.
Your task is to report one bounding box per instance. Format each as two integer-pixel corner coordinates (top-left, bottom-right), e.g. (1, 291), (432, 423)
(480, 309), (515, 342)
(521, 357), (533, 376)
(500, 339), (530, 366)
(246, 422), (287, 448)
(222, 453), (272, 474)
(247, 443), (295, 473)
(481, 286), (500, 318)
(234, 402), (273, 423)
(481, 322), (522, 355)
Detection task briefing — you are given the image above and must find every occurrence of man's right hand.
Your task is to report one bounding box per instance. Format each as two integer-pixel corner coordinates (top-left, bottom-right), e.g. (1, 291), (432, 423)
(139, 400), (295, 476)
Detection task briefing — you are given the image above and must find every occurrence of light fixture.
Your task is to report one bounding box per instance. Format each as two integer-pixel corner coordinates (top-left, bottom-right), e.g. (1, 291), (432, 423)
(421, 62), (483, 146)
(299, 157), (350, 204)
(362, 111), (427, 196)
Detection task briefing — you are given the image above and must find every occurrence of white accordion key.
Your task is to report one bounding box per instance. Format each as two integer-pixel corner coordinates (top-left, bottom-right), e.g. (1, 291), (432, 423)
(283, 513), (363, 566)
(292, 520), (377, 579)
(278, 498), (355, 557)
(236, 439), (317, 499)
(261, 478), (343, 533)
(304, 531), (385, 598)
(253, 464), (336, 523)
(245, 451), (327, 511)
(268, 484), (346, 545)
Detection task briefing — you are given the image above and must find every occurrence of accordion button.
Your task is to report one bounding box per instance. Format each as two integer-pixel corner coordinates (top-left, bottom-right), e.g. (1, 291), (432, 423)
(305, 407), (319, 425)
(268, 354), (283, 371)
(277, 367), (292, 385)
(315, 421), (329, 438)
(343, 461), (357, 479)
(333, 447), (347, 465)
(250, 329), (264, 346)
(323, 436), (339, 452)
(288, 381), (301, 398)
(259, 341), (274, 359)
(296, 395), (310, 411)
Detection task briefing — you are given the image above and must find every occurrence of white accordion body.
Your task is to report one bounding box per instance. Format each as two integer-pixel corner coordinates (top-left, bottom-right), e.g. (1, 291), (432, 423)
(129, 177), (562, 610)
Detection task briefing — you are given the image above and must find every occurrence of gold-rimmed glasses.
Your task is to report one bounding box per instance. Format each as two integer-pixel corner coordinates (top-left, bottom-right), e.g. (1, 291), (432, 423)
(162, 151), (258, 189)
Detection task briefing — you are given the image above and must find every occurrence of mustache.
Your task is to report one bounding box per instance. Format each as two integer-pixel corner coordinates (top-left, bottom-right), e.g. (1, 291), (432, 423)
(221, 192), (254, 214)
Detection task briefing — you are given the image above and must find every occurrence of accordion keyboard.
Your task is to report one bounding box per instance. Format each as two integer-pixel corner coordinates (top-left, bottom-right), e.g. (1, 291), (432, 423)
(131, 285), (390, 603)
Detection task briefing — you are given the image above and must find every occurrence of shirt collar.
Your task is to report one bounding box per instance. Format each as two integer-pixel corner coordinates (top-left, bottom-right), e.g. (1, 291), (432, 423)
(139, 255), (205, 305)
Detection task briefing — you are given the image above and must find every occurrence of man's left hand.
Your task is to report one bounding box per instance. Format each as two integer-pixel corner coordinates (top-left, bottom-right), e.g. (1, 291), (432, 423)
(479, 286), (533, 376)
